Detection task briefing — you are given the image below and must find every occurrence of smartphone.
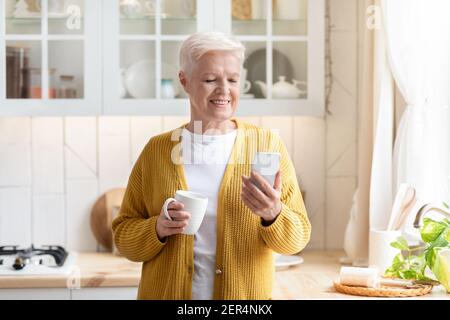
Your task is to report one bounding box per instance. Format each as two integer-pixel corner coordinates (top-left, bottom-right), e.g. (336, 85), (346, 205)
(251, 152), (281, 189)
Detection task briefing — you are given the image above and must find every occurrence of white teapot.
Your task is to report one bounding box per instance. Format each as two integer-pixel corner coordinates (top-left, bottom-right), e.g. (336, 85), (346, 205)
(255, 76), (307, 98)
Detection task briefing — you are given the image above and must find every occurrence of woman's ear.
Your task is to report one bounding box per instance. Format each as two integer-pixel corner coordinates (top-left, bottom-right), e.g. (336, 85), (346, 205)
(179, 71), (189, 92)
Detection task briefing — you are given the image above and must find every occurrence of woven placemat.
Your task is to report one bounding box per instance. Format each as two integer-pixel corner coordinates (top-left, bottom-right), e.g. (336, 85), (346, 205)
(333, 281), (433, 298)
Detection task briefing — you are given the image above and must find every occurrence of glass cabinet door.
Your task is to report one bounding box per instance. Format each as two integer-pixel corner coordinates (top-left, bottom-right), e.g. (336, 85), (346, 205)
(231, 0), (308, 100)
(227, 0), (323, 116)
(104, 0), (200, 115)
(1, 0), (101, 115)
(104, 0), (322, 115)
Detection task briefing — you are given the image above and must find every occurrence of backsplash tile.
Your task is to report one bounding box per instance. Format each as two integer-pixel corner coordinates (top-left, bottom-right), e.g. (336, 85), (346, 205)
(130, 117), (163, 164)
(0, 144), (31, 187)
(66, 180), (98, 252)
(0, 188), (31, 247)
(98, 135), (131, 194)
(261, 116), (293, 156)
(99, 117), (129, 136)
(32, 195), (65, 247)
(162, 116), (190, 132)
(32, 145), (64, 194)
(294, 117), (326, 249)
(65, 146), (97, 179)
(65, 117), (97, 174)
(0, 117), (31, 144)
(31, 118), (63, 146)
(325, 177), (356, 249)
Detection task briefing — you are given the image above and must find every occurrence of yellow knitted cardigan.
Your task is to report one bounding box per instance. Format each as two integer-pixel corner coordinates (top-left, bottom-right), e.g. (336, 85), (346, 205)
(112, 118), (311, 300)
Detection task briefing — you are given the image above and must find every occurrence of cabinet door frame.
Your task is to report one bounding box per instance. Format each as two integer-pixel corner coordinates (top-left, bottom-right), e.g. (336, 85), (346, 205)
(0, 0), (102, 116)
(102, 0), (213, 116)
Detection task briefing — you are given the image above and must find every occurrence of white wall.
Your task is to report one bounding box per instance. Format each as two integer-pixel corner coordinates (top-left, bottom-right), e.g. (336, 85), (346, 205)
(326, 0), (359, 249)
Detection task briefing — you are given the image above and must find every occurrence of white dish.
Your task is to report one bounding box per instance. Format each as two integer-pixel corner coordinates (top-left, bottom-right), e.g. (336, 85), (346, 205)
(124, 59), (155, 99)
(275, 255), (304, 271)
(124, 59), (183, 99)
(240, 93), (255, 99)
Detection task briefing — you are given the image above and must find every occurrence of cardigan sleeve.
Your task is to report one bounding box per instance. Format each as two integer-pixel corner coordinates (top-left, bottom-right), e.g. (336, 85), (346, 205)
(112, 149), (167, 262)
(258, 134), (311, 254)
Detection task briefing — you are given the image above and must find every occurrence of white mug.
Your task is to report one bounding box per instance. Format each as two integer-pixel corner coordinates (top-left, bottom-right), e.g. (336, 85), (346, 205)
(162, 190), (208, 235)
(251, 152), (281, 188)
(368, 228), (402, 274)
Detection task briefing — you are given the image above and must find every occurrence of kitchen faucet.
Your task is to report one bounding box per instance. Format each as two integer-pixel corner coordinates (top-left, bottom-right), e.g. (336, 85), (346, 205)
(413, 204), (450, 228)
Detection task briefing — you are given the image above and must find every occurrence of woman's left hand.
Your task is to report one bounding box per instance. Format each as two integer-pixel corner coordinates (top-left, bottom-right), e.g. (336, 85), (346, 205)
(241, 170), (282, 224)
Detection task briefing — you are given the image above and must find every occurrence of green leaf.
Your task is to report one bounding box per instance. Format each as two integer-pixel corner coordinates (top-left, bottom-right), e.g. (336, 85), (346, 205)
(421, 218), (448, 243)
(390, 237), (410, 251)
(431, 248), (450, 292)
(444, 229), (450, 243)
(443, 202), (449, 209)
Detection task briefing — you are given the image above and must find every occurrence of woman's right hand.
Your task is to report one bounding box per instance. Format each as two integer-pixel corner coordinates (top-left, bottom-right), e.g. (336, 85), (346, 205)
(156, 200), (191, 241)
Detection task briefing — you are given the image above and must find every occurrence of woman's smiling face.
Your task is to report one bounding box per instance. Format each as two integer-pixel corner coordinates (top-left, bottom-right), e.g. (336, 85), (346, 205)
(180, 50), (241, 123)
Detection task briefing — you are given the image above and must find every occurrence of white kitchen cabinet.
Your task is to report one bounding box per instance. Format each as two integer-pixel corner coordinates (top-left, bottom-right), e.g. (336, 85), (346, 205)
(104, 0), (324, 116)
(1, 0), (324, 116)
(0, 0), (102, 116)
(0, 288), (71, 300)
(71, 287), (138, 300)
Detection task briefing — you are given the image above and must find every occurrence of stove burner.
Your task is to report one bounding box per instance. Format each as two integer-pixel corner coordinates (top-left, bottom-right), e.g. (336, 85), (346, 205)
(0, 245), (68, 270)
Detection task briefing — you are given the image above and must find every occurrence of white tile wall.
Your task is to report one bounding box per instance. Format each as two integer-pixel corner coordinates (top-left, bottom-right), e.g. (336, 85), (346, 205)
(0, 117), (31, 144)
(330, 32), (358, 95)
(66, 180), (98, 251)
(65, 147), (97, 179)
(324, 0), (359, 249)
(33, 196), (65, 247)
(0, 188), (31, 247)
(325, 177), (356, 249)
(162, 116), (190, 132)
(32, 118), (64, 195)
(293, 117), (326, 249)
(326, 83), (357, 175)
(130, 117), (163, 164)
(65, 117), (97, 177)
(261, 117), (294, 156)
(330, 0), (358, 31)
(98, 135), (131, 194)
(0, 144), (31, 187)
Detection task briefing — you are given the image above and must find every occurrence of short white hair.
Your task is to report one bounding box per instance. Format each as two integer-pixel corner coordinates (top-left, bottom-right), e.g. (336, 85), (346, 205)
(179, 32), (245, 76)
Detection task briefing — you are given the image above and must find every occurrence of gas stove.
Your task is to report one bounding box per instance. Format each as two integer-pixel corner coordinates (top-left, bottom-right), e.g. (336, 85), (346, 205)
(0, 245), (77, 276)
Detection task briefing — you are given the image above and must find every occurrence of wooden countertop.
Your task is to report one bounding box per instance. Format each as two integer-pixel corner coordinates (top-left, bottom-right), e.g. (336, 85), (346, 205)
(0, 252), (141, 289)
(1, 250), (449, 299)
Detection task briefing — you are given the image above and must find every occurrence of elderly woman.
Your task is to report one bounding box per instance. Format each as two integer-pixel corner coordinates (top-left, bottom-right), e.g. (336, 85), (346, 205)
(112, 32), (311, 300)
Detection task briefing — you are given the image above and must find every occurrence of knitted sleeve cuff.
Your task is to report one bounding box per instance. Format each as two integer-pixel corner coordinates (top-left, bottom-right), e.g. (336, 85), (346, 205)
(258, 203), (311, 255)
(114, 215), (167, 262)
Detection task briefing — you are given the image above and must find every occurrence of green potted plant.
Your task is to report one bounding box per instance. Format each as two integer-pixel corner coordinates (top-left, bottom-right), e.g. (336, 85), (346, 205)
(385, 207), (450, 292)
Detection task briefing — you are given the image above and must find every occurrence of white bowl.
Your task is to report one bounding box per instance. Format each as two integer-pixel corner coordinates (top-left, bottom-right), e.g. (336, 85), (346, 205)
(124, 59), (155, 99)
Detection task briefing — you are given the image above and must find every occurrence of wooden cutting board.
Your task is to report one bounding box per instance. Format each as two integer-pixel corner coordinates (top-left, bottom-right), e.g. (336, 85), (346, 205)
(90, 188), (126, 252)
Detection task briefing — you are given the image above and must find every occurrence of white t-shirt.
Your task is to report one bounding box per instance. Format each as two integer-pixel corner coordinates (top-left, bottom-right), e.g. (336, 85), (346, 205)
(181, 128), (237, 300)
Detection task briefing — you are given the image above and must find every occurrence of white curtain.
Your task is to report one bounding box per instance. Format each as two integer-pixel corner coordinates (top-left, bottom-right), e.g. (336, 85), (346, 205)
(381, 0), (450, 237)
(369, 11), (394, 230)
(343, 0), (450, 263)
